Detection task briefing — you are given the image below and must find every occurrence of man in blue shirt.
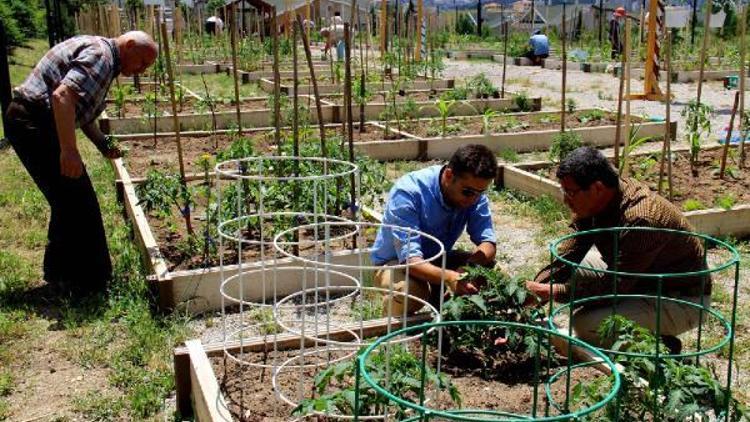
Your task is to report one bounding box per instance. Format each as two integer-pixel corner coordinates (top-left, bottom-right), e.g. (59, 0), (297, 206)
(371, 144), (498, 316)
(525, 29), (550, 65)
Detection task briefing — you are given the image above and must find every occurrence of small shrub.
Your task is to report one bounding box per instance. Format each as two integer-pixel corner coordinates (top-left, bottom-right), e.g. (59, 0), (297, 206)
(498, 147), (519, 163)
(549, 130), (583, 163)
(683, 198), (706, 212)
(467, 73), (497, 98)
(566, 98), (577, 113)
(714, 194), (736, 210)
(513, 92), (532, 112)
(577, 109), (605, 123)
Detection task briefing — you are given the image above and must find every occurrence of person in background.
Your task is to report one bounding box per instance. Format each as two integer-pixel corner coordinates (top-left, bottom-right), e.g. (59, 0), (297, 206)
(609, 7), (626, 59)
(525, 29), (549, 65)
(4, 31), (158, 298)
(371, 144), (498, 316)
(205, 15), (224, 36)
(524, 147), (709, 354)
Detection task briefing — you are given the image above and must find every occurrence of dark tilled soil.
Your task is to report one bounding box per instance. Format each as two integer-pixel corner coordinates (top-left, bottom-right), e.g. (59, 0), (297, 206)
(541, 148), (750, 210)
(121, 133), (272, 178)
(401, 110), (622, 138)
(212, 346), (606, 421)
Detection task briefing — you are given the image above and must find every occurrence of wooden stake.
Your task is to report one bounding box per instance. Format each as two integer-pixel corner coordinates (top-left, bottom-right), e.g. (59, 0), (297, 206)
(344, 23), (356, 219)
(658, 30), (673, 199)
(560, 5), (567, 132)
(696, 0), (712, 107)
(160, 21), (193, 235)
(740, 5), (747, 166)
(416, 0), (423, 61)
(622, 17), (632, 175)
(380, 0), (387, 55)
(358, 10), (366, 131)
(501, 12), (508, 98)
(175, 5), (183, 64)
(293, 25), (299, 158)
(297, 16), (327, 157)
(272, 7), (281, 151)
(229, 4), (242, 134)
(720, 91), (740, 179)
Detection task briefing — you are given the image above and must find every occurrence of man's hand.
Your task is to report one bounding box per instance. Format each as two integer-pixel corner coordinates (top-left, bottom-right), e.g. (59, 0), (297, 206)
(525, 281), (552, 305)
(454, 279), (479, 296)
(60, 147), (84, 178)
(98, 139), (123, 159)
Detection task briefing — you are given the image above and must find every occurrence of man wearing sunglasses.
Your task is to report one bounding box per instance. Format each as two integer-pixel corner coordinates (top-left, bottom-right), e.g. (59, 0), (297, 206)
(371, 144), (498, 316)
(525, 147), (708, 353)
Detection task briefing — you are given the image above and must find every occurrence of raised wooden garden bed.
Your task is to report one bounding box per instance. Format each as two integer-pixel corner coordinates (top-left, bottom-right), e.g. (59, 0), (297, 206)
(496, 145), (750, 238)
(628, 68), (737, 83)
(173, 314), (611, 421)
(359, 109), (675, 161)
(448, 49), (497, 59)
(317, 91), (542, 121)
(542, 58), (584, 72)
(259, 77), (455, 96)
(99, 95), (334, 134)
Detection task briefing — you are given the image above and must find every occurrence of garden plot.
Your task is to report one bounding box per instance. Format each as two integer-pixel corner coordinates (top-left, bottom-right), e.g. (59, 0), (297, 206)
(498, 145), (750, 238)
(112, 132), (388, 312)
(260, 77), (456, 96)
(363, 109), (674, 161)
(316, 89), (542, 121)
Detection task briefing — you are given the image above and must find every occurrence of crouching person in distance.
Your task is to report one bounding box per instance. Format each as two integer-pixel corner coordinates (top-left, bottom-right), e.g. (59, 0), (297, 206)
(371, 144), (498, 316)
(525, 147), (709, 353)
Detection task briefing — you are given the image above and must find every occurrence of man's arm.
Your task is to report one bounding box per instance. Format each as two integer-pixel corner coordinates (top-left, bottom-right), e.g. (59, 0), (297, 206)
(51, 84), (83, 178)
(404, 257), (477, 296)
(466, 242), (496, 267)
(81, 121), (123, 159)
(466, 194), (497, 266)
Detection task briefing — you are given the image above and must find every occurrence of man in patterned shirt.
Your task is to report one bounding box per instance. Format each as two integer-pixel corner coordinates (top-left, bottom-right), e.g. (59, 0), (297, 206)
(525, 147), (708, 352)
(4, 31), (158, 297)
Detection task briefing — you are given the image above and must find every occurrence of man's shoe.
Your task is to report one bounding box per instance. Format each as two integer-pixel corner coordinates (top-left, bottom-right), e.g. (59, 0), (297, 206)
(661, 335), (682, 356)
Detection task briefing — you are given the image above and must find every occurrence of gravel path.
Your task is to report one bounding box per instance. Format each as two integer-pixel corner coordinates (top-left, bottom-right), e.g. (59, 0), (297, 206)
(443, 59), (740, 149)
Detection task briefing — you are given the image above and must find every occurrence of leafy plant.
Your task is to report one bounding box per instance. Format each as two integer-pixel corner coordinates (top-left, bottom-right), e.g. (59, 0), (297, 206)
(683, 198), (706, 212)
(513, 92), (532, 112)
(714, 194), (736, 210)
(292, 345), (460, 418)
(111, 85), (131, 118)
(572, 315), (747, 421)
(577, 109), (605, 123)
(619, 124), (655, 175)
(420, 98), (472, 137)
(137, 170), (195, 236)
(549, 131), (583, 163)
(466, 73), (497, 98)
(481, 109), (498, 134)
(681, 100), (714, 175)
(441, 87), (469, 101)
(438, 265), (542, 374)
(566, 98), (577, 113)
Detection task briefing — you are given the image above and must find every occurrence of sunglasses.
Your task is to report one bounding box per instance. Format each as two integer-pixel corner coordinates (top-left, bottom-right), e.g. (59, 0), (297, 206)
(461, 187), (488, 198)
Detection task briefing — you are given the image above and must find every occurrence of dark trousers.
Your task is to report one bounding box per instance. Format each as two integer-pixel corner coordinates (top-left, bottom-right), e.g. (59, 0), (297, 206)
(5, 99), (112, 294)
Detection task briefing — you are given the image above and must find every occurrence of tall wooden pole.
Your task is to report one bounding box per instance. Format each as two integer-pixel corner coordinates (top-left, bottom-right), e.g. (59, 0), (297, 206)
(160, 21), (192, 235)
(501, 16), (507, 98)
(229, 4), (243, 134)
(739, 5), (747, 166)
(720, 91), (740, 179)
(297, 16), (327, 157)
(622, 17), (632, 175)
(560, 4), (567, 132)
(344, 23), (357, 220)
(380, 0), (387, 55)
(416, 0), (423, 61)
(613, 26), (627, 169)
(658, 30), (673, 199)
(696, 0), (712, 108)
(272, 8), (281, 151)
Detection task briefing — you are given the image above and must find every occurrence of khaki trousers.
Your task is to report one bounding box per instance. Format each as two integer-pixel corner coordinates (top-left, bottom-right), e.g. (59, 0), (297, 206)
(566, 249), (711, 347)
(374, 251), (475, 317)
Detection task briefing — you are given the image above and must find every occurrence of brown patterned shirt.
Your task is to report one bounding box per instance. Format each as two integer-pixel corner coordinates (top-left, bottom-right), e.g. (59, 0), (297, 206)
(537, 178), (709, 300)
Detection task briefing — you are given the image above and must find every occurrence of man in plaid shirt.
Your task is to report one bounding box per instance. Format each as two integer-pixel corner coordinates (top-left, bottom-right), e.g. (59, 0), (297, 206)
(4, 31), (157, 298)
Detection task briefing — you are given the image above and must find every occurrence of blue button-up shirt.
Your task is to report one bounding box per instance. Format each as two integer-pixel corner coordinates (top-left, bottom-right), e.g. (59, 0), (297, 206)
(371, 166), (496, 265)
(529, 34), (550, 56)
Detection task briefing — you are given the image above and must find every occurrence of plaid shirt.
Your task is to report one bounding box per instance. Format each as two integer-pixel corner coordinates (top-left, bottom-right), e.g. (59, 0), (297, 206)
(14, 35), (121, 127)
(537, 178), (709, 299)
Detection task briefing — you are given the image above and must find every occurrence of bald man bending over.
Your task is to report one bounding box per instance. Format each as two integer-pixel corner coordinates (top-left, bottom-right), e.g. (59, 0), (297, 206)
(5, 31), (158, 298)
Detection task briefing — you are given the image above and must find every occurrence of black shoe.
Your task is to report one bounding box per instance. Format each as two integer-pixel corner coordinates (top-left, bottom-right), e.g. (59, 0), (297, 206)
(661, 335), (682, 356)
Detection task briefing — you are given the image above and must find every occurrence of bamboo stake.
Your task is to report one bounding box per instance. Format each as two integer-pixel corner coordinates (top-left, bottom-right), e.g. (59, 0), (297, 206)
(344, 22), (357, 220)
(272, 7), (281, 151)
(740, 4), (747, 166)
(380, 0), (387, 55)
(622, 17), (632, 175)
(175, 5), (183, 64)
(658, 30), (673, 199)
(501, 11), (508, 98)
(689, 0), (712, 175)
(613, 33), (626, 168)
(297, 16), (327, 157)
(229, 4), (242, 134)
(293, 25), (299, 157)
(560, 5), (567, 132)
(416, 0), (423, 62)
(720, 91), (740, 179)
(160, 21), (193, 235)
(358, 10), (366, 131)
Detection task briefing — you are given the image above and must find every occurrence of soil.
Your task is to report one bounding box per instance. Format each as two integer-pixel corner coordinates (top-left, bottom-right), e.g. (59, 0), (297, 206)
(322, 91), (443, 105)
(539, 148), (750, 210)
(121, 133), (272, 178)
(399, 110), (625, 138)
(211, 344), (605, 421)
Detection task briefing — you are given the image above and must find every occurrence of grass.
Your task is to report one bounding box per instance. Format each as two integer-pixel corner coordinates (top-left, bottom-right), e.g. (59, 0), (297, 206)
(490, 188), (570, 242)
(0, 39), (191, 420)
